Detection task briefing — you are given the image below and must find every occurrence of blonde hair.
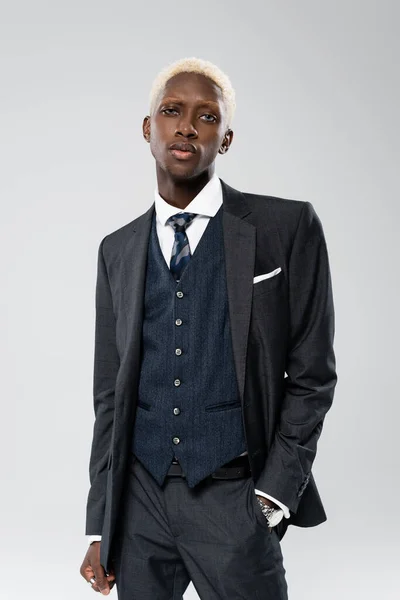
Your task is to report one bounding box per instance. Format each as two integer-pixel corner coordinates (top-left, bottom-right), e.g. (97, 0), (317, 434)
(149, 57), (236, 128)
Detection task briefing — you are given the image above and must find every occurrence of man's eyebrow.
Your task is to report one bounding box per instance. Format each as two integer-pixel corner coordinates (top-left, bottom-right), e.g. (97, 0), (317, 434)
(160, 97), (221, 110)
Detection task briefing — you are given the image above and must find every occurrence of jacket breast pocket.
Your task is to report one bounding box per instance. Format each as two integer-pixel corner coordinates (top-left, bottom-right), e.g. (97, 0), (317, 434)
(252, 269), (284, 298)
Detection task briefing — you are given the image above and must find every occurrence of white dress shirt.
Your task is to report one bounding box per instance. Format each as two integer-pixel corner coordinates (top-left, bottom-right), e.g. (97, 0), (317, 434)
(87, 172), (289, 545)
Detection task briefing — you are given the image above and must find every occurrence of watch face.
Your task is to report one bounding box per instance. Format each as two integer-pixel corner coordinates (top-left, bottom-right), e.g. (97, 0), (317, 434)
(268, 509), (284, 527)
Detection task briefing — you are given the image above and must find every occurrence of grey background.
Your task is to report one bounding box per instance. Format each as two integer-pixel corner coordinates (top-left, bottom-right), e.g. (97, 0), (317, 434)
(1, 1), (399, 598)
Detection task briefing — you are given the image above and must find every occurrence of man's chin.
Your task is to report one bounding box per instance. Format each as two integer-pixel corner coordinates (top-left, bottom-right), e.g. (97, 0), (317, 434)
(165, 165), (200, 181)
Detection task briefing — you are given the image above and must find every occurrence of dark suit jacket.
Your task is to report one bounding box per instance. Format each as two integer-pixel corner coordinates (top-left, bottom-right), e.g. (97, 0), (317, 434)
(85, 178), (337, 572)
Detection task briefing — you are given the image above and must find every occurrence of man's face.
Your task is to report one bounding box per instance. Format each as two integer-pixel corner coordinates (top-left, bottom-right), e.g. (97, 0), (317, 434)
(143, 72), (233, 180)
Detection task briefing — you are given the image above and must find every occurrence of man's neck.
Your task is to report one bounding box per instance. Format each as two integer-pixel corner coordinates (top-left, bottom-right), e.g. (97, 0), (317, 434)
(156, 168), (214, 210)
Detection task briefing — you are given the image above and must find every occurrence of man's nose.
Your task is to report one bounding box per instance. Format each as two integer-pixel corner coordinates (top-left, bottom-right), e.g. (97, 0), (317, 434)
(175, 118), (198, 138)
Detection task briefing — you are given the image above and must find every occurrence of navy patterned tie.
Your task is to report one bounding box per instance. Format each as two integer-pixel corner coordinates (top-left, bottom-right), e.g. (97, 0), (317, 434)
(167, 212), (197, 281)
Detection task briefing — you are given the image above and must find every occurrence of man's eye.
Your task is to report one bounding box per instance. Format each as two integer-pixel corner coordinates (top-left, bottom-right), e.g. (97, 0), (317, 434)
(162, 108), (178, 115)
(201, 114), (217, 122)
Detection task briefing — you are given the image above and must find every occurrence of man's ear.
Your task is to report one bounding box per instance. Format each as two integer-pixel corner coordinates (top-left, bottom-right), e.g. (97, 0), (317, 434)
(219, 128), (234, 154)
(142, 116), (151, 142)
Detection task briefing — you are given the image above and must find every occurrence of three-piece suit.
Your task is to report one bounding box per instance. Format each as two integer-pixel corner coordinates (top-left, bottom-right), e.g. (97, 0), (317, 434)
(85, 174), (337, 598)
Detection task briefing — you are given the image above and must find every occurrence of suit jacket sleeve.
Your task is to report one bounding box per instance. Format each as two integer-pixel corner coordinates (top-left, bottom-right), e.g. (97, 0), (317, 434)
(85, 236), (120, 535)
(255, 201), (337, 514)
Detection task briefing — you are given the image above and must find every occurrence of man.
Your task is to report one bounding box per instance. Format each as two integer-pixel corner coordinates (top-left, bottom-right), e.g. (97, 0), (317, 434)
(79, 57), (337, 599)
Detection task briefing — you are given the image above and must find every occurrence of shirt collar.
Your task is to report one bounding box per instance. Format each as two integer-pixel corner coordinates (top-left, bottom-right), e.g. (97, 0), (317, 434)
(154, 171), (222, 226)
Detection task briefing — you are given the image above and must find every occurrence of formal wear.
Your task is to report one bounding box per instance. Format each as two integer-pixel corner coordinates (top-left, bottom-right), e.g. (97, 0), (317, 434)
(87, 173), (288, 545)
(85, 174), (337, 598)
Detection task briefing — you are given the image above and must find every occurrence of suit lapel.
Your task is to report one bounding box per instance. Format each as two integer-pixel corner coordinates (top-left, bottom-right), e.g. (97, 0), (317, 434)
(220, 179), (256, 403)
(122, 179), (256, 407)
(121, 203), (154, 398)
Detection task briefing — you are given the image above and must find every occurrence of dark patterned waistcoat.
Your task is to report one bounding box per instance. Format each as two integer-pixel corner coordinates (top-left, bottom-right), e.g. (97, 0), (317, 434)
(132, 206), (247, 487)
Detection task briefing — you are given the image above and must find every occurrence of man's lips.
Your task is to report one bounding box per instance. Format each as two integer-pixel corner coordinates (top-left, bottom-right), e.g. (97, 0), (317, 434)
(169, 149), (196, 160)
(169, 142), (197, 160)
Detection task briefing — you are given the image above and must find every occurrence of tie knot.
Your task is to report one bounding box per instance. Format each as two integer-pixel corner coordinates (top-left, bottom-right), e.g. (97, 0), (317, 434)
(167, 212), (197, 232)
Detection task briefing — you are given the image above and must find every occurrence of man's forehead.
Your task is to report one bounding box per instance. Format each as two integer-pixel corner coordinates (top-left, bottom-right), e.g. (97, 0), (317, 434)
(160, 95), (222, 110)
(159, 75), (223, 106)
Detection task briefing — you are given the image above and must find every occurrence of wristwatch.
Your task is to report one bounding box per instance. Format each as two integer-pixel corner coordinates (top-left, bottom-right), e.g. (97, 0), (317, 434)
(256, 497), (283, 527)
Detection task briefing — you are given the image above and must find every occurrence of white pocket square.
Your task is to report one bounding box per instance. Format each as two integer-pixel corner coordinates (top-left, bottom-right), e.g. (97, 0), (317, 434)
(253, 267), (282, 284)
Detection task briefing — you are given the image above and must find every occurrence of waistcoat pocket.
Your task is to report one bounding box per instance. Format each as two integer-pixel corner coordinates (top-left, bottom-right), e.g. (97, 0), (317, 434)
(137, 401), (152, 411)
(205, 400), (241, 412)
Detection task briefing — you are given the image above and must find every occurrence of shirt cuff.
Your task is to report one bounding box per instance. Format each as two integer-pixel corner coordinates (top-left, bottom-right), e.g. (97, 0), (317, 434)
(87, 535), (102, 544)
(254, 489), (290, 519)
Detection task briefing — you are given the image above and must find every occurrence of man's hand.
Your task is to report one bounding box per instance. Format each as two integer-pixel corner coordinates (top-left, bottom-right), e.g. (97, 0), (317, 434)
(80, 541), (116, 595)
(256, 495), (279, 509)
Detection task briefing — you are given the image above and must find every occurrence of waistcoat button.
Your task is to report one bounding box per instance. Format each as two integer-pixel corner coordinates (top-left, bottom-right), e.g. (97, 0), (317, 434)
(173, 407), (181, 415)
(175, 348), (182, 355)
(174, 378), (181, 386)
(176, 291), (184, 298)
(173, 437), (180, 445)
(175, 318), (182, 326)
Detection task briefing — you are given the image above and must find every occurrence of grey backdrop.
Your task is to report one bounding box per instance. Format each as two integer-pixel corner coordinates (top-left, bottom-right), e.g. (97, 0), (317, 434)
(1, 1), (399, 598)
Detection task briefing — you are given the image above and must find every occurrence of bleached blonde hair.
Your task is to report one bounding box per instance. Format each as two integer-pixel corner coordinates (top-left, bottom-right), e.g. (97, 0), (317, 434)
(149, 57), (236, 128)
